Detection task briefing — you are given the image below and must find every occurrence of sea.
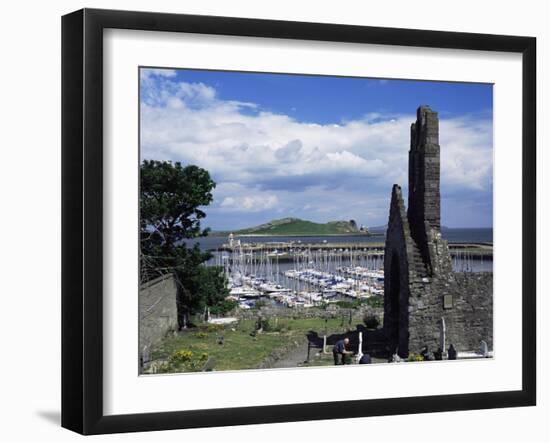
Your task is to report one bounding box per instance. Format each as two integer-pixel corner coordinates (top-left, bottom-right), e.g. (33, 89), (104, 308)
(186, 228), (493, 251)
(183, 228), (493, 273)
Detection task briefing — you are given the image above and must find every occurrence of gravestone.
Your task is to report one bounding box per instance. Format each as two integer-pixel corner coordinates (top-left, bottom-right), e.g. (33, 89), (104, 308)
(356, 331), (364, 363)
(439, 317), (446, 357)
(480, 340), (489, 357)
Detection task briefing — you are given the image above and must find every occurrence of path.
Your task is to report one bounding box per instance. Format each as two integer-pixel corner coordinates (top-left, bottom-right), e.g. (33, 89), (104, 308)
(270, 341), (312, 368)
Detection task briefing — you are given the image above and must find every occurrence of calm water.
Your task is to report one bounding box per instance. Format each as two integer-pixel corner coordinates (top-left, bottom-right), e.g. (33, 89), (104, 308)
(185, 228), (493, 273)
(187, 228), (493, 251)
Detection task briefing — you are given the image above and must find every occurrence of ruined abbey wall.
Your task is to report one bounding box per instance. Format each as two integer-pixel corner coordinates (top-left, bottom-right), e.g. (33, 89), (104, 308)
(383, 185), (414, 356)
(406, 271), (493, 354)
(383, 106), (493, 358)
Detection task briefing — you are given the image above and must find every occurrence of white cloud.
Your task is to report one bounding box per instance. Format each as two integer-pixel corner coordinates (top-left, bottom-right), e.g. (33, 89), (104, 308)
(221, 194), (279, 212)
(440, 117), (493, 190)
(140, 75), (493, 227)
(140, 68), (177, 80)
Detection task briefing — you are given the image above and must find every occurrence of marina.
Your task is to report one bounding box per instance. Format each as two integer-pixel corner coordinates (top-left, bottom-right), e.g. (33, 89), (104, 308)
(207, 235), (493, 310)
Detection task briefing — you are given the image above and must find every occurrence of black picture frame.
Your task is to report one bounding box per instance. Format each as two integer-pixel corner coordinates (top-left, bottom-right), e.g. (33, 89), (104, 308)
(61, 8), (536, 435)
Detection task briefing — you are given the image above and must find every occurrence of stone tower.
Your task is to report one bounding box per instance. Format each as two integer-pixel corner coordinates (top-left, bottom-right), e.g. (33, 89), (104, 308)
(408, 106), (441, 273)
(383, 106), (492, 358)
(408, 106), (441, 233)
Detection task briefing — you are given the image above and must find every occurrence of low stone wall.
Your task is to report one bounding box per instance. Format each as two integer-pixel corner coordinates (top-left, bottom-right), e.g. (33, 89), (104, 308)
(139, 274), (178, 365)
(233, 304), (382, 322)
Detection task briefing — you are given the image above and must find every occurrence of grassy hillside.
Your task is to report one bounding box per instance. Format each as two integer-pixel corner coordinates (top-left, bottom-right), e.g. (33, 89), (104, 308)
(227, 217), (367, 236)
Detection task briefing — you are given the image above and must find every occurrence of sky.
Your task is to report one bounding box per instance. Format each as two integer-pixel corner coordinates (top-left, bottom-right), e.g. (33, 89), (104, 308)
(140, 67), (493, 230)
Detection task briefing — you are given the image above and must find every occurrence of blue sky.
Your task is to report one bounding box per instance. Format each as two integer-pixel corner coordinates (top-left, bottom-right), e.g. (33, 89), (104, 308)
(140, 67), (493, 230)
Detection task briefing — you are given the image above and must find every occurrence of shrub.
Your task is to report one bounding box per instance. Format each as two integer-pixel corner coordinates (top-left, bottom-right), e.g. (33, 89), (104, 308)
(366, 295), (383, 308)
(260, 317), (272, 331)
(169, 349), (194, 365)
(210, 299), (238, 315)
(408, 353), (424, 362)
(260, 318), (290, 333)
(335, 300), (358, 309)
(161, 349), (209, 372)
(363, 314), (380, 330)
(197, 323), (224, 333)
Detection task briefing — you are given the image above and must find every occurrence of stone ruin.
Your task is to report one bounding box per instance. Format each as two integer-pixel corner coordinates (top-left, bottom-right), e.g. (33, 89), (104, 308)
(383, 105), (493, 358)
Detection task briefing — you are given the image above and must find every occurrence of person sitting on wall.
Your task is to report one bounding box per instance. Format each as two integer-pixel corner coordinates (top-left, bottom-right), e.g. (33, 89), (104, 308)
(333, 337), (351, 365)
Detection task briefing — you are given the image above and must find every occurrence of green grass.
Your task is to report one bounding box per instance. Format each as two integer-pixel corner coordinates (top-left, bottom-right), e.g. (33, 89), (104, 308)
(148, 317), (359, 373)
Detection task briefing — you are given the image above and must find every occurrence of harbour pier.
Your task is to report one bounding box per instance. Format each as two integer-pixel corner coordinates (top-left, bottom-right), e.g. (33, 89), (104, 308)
(210, 236), (492, 311)
(216, 240), (493, 261)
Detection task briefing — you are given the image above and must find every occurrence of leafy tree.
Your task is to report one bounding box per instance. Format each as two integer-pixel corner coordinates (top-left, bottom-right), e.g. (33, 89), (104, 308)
(140, 160), (214, 253)
(188, 265), (232, 316)
(140, 160), (229, 327)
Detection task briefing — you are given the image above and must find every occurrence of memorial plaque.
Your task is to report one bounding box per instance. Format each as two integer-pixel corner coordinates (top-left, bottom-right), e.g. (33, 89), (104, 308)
(443, 294), (453, 309)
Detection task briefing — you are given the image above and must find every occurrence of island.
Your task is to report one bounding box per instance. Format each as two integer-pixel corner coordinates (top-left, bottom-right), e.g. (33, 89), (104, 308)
(212, 217), (372, 237)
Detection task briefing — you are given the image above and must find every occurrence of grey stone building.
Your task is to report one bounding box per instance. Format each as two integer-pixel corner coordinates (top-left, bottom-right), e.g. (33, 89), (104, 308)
(383, 106), (493, 358)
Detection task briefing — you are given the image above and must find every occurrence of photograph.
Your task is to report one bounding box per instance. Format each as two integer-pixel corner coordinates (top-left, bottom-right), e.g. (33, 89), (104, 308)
(138, 67), (494, 374)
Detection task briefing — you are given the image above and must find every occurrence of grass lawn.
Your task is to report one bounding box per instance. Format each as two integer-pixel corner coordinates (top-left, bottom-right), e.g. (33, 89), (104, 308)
(147, 316), (361, 373)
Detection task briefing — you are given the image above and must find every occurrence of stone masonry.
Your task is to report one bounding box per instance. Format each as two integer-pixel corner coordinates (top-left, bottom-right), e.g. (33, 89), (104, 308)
(139, 273), (178, 367)
(383, 106), (493, 358)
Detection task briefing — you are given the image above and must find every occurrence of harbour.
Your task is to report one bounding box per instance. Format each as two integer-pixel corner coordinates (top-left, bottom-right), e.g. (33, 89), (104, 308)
(205, 233), (493, 311)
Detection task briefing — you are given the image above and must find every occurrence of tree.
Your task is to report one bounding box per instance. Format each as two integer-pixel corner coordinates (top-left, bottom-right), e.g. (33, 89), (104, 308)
(140, 160), (228, 327)
(140, 160), (215, 254)
(189, 266), (233, 315)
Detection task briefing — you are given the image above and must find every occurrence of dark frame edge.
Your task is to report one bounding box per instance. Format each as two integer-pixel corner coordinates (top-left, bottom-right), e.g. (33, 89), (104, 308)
(521, 37), (537, 406)
(61, 9), (84, 435)
(87, 390), (533, 435)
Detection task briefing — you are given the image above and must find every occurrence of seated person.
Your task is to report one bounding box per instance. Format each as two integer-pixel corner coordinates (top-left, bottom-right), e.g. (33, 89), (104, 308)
(333, 337), (351, 365)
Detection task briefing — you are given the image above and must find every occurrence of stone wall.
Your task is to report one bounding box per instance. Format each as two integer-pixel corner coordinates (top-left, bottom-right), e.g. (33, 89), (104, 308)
(383, 185), (414, 356)
(139, 274), (178, 365)
(407, 272), (493, 354)
(235, 304), (382, 321)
